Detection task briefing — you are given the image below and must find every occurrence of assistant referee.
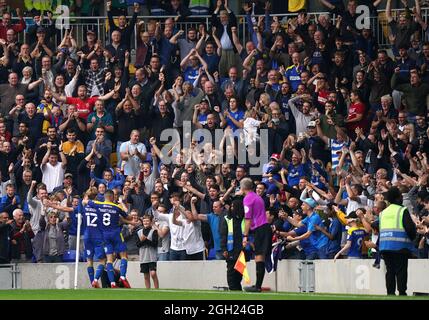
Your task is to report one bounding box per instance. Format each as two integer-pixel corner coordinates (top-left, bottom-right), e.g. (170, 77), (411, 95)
(241, 178), (272, 292)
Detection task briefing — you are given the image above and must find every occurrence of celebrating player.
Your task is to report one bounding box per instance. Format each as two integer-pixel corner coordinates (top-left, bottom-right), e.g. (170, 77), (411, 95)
(81, 188), (107, 288)
(92, 189), (134, 288)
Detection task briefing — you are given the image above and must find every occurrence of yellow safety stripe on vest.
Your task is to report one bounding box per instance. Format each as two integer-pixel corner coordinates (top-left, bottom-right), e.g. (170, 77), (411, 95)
(226, 217), (232, 232)
(225, 216), (245, 233)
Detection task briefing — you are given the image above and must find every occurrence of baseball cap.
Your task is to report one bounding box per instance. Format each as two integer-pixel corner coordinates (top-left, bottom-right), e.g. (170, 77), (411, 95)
(64, 173), (73, 179)
(307, 121), (316, 128)
(200, 98), (209, 104)
(36, 26), (46, 33)
(270, 153), (280, 161)
(86, 29), (96, 35)
(302, 198), (317, 208)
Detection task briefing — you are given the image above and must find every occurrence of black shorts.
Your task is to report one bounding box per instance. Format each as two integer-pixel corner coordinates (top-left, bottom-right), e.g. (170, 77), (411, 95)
(252, 223), (272, 256)
(140, 262), (157, 274)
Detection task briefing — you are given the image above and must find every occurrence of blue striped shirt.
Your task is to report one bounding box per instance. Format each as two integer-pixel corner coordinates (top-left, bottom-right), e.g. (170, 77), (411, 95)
(330, 139), (348, 170)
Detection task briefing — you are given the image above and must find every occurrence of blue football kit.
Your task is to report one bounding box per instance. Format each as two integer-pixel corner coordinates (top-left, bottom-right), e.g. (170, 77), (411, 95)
(82, 201), (105, 261)
(92, 200), (128, 255)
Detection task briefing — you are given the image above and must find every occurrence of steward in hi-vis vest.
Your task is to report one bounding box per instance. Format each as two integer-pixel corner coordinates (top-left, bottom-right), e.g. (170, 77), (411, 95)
(220, 199), (246, 291)
(379, 204), (415, 253)
(379, 187), (416, 296)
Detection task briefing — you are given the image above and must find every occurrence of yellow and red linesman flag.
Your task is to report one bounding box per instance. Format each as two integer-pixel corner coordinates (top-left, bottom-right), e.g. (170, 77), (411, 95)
(234, 251), (250, 284)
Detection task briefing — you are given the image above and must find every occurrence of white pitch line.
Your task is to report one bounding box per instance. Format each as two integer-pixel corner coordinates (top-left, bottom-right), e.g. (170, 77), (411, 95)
(95, 288), (415, 300)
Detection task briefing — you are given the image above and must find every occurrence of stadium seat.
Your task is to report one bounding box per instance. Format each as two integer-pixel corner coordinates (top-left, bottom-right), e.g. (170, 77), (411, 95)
(62, 250), (86, 262)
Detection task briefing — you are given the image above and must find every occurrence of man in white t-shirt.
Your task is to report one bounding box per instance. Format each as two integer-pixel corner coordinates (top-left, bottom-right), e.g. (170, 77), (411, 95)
(172, 198), (205, 260)
(184, 197), (206, 260)
(152, 193), (187, 261)
(41, 142), (67, 193)
(343, 175), (368, 215)
(119, 130), (147, 177)
(152, 204), (170, 261)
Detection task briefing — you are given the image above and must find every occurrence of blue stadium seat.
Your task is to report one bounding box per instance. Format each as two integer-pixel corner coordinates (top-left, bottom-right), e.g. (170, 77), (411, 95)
(62, 250), (86, 262)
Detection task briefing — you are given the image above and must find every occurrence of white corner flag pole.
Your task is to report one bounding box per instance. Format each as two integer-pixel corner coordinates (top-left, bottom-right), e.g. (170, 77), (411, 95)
(74, 213), (82, 290)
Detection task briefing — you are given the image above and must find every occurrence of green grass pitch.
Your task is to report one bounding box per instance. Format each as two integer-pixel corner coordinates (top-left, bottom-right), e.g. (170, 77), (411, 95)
(0, 289), (428, 300)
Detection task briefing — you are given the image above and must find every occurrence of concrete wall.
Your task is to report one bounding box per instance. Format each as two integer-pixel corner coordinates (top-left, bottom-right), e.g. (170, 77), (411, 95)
(11, 259), (429, 295)
(275, 260), (302, 293)
(17, 260), (276, 290)
(314, 260), (387, 295)
(313, 260), (429, 295)
(19, 263), (89, 289)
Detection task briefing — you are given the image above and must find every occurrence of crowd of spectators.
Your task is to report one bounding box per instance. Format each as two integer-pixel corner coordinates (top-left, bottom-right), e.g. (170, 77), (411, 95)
(0, 0), (428, 268)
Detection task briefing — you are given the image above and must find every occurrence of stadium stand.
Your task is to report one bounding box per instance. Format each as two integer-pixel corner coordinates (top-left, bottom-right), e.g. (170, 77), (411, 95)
(0, 0), (428, 295)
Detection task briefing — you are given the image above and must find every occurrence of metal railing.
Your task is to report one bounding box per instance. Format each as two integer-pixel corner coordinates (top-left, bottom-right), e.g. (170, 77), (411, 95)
(0, 264), (19, 289)
(12, 7), (429, 57)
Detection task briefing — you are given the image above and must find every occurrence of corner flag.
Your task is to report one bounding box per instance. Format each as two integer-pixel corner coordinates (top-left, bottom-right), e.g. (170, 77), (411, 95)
(234, 251), (250, 284)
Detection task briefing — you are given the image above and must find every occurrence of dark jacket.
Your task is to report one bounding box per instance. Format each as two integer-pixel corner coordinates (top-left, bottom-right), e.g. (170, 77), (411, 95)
(211, 10), (238, 53)
(220, 213), (243, 255)
(391, 72), (429, 115)
(76, 156), (108, 195)
(122, 223), (142, 256)
(10, 221), (34, 260)
(128, 78), (160, 111)
(39, 216), (70, 256)
(150, 108), (175, 142)
(160, 1), (192, 19)
(401, 208), (417, 242)
(0, 147), (22, 182)
(0, 222), (12, 263)
(267, 119), (290, 155)
(159, 190), (171, 211)
(27, 20), (56, 45)
(126, 190), (149, 217)
(136, 226), (158, 248)
(107, 10), (137, 49)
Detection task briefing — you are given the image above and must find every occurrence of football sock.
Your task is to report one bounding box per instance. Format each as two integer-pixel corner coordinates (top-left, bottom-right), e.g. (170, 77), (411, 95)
(256, 261), (265, 289)
(87, 266), (94, 283)
(120, 258), (128, 278)
(94, 264), (105, 280)
(106, 263), (115, 284)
